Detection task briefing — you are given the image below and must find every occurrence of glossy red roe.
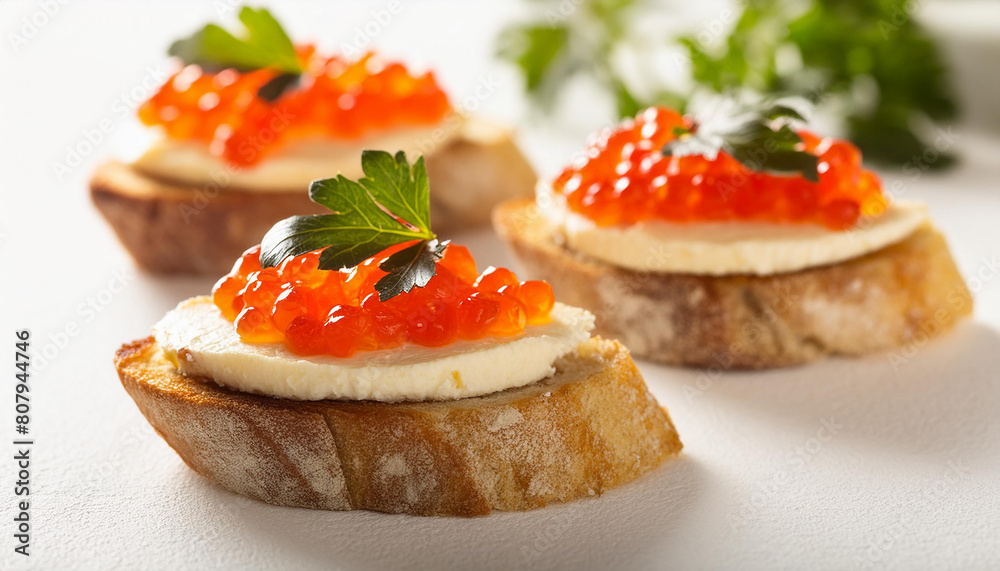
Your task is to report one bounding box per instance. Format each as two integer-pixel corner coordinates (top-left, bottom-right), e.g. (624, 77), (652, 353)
(551, 106), (888, 230)
(519, 280), (555, 324)
(491, 292), (528, 336)
(361, 294), (408, 350)
(271, 286), (318, 332)
(405, 298), (458, 347)
(234, 306), (282, 343)
(212, 244), (557, 357)
(474, 266), (520, 294)
(457, 292), (501, 339)
(324, 305), (377, 358)
(138, 50), (451, 167)
(438, 244), (478, 283)
(285, 315), (326, 356)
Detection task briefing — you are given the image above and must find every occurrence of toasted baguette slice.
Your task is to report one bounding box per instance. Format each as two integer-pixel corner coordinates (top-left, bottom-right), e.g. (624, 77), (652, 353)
(91, 120), (536, 275)
(494, 199), (973, 369)
(114, 336), (682, 516)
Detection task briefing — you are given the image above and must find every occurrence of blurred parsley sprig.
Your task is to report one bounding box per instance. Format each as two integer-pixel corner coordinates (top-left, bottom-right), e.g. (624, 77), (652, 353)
(497, 0), (959, 169)
(496, 0), (671, 118)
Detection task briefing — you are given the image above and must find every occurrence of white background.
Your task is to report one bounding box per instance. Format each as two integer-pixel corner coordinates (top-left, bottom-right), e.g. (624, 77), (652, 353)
(1, 1), (999, 569)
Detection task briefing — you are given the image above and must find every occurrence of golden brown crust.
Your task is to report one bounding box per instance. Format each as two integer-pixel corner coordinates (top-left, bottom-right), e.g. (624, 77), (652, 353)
(423, 124), (538, 227)
(114, 336), (681, 516)
(493, 199), (974, 369)
(90, 129), (536, 275)
(90, 163), (323, 274)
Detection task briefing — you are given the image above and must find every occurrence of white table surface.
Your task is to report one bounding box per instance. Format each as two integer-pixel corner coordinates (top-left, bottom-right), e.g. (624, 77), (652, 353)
(2, 1), (999, 569)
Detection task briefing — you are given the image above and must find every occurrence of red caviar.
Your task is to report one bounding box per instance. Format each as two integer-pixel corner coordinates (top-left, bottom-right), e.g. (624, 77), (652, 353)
(212, 244), (556, 357)
(139, 49), (451, 167)
(552, 106), (888, 230)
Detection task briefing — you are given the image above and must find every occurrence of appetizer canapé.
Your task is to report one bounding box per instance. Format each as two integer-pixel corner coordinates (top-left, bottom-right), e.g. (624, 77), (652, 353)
(114, 151), (681, 516)
(494, 101), (972, 368)
(92, 7), (535, 274)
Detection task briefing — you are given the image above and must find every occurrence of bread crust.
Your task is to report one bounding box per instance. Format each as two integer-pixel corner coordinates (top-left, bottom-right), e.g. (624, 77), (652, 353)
(493, 199), (973, 369)
(90, 127), (536, 274)
(114, 336), (682, 516)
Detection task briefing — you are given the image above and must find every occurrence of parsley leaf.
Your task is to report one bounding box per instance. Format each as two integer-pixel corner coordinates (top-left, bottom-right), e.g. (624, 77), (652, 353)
(259, 151), (443, 301)
(169, 7), (301, 73)
(256, 72), (301, 103)
(375, 239), (449, 302)
(358, 150), (431, 233)
(679, 1), (957, 169)
(496, 0), (959, 170)
(496, 0), (638, 112)
(496, 25), (569, 99)
(663, 97), (819, 182)
(168, 6), (303, 100)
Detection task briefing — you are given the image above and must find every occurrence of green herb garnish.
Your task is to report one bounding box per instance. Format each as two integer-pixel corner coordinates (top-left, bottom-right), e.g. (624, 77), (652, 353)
(260, 150), (448, 302)
(497, 0), (645, 117)
(663, 98), (819, 182)
(678, 1), (957, 169)
(497, 0), (958, 169)
(168, 6), (303, 102)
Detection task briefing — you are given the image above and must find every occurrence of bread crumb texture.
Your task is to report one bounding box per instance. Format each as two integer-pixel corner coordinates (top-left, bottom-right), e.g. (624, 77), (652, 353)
(494, 199), (973, 368)
(114, 336), (681, 516)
